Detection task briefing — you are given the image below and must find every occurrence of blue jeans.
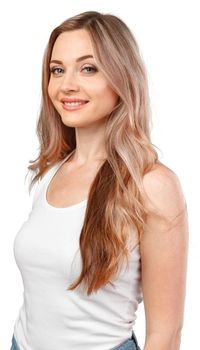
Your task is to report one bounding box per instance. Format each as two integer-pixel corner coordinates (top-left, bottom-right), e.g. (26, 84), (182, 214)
(10, 334), (20, 350)
(112, 331), (141, 349)
(10, 331), (140, 350)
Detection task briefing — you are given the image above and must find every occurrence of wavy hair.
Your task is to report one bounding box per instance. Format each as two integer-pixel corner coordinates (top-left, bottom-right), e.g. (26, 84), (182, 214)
(27, 11), (161, 295)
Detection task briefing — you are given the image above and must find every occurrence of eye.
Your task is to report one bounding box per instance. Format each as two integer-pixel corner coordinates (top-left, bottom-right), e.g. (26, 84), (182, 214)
(82, 66), (97, 74)
(50, 67), (64, 75)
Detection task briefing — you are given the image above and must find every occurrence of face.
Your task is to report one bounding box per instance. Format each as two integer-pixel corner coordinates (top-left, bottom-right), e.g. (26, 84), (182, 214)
(48, 29), (119, 128)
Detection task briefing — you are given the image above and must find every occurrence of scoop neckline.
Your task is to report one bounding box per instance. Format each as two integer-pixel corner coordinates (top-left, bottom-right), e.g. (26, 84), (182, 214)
(43, 149), (88, 212)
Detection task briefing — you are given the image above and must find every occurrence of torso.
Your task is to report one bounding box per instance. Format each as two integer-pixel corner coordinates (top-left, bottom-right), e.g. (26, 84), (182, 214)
(46, 157), (105, 208)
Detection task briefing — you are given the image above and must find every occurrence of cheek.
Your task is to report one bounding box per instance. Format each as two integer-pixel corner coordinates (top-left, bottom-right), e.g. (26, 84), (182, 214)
(103, 86), (118, 108)
(47, 81), (54, 100)
(95, 81), (118, 103)
(47, 83), (59, 113)
(94, 86), (118, 118)
(47, 84), (52, 100)
(47, 77), (60, 100)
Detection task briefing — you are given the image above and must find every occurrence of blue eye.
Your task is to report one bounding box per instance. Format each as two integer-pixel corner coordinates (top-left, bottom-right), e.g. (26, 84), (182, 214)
(49, 65), (97, 76)
(82, 66), (97, 73)
(50, 67), (64, 75)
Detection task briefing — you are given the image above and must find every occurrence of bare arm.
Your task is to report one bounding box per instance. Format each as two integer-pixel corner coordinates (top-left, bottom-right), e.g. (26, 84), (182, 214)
(140, 164), (189, 350)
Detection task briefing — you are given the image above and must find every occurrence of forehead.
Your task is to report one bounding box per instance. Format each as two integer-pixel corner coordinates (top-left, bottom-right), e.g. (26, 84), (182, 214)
(51, 29), (94, 60)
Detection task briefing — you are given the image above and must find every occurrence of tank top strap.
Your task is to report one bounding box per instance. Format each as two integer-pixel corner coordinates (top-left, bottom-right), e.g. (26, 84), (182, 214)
(31, 150), (75, 209)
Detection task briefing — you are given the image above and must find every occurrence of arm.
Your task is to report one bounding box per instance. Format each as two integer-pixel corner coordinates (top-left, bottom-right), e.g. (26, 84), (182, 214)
(140, 164), (189, 350)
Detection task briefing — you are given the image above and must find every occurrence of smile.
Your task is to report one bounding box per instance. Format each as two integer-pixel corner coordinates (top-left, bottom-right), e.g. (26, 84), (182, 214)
(61, 101), (89, 111)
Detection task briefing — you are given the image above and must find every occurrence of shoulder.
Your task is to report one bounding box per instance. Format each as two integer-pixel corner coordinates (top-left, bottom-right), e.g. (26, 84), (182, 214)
(142, 162), (187, 219)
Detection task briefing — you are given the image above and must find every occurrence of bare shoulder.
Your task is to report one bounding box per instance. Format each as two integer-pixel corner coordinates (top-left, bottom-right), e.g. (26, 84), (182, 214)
(142, 162), (187, 218)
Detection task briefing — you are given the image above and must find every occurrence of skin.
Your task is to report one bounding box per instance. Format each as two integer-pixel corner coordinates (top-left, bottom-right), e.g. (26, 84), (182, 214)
(141, 164), (188, 350)
(47, 28), (119, 206)
(48, 29), (189, 350)
(48, 29), (118, 166)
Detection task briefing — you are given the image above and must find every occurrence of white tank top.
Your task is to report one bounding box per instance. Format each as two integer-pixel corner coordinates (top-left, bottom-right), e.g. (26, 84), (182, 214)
(13, 150), (143, 350)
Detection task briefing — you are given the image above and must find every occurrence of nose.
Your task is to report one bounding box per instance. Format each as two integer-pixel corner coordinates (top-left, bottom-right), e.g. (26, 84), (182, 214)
(59, 70), (80, 93)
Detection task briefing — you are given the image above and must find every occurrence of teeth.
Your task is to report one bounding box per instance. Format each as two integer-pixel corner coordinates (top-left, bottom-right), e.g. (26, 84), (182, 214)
(64, 101), (86, 106)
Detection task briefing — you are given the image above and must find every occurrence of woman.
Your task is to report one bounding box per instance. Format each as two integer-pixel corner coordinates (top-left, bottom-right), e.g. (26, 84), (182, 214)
(11, 11), (188, 350)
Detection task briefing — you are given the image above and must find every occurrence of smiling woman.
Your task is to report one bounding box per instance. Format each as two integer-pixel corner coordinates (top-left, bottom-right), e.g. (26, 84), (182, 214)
(10, 10), (188, 350)
(47, 29), (119, 128)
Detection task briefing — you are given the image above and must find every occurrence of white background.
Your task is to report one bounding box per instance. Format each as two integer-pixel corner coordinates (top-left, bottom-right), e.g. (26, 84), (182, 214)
(0, 0), (199, 349)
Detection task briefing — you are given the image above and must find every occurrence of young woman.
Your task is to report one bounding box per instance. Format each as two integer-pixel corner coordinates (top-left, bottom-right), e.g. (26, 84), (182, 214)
(11, 11), (188, 350)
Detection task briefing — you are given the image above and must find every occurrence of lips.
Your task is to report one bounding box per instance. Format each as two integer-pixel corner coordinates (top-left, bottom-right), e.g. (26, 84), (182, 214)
(63, 101), (88, 106)
(61, 98), (89, 111)
(61, 98), (89, 103)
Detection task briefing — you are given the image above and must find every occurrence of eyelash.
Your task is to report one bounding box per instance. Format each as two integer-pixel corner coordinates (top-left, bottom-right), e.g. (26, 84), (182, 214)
(49, 66), (97, 75)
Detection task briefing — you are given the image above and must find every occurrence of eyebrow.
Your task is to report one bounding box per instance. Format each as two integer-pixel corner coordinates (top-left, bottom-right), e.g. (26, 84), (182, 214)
(50, 55), (94, 65)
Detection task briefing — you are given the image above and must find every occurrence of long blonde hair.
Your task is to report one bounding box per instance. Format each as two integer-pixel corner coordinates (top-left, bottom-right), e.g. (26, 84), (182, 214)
(27, 11), (160, 295)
